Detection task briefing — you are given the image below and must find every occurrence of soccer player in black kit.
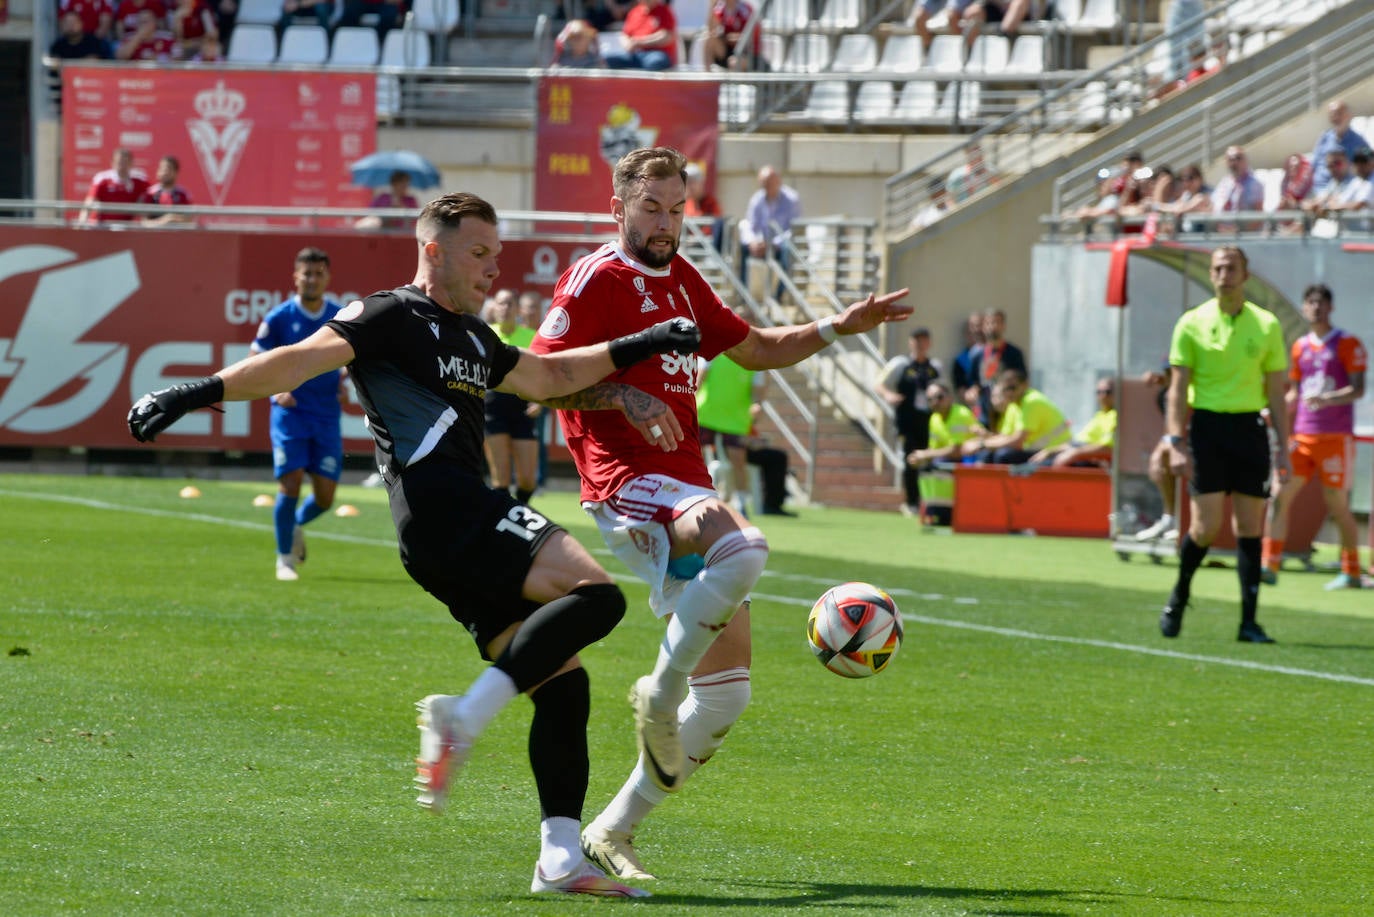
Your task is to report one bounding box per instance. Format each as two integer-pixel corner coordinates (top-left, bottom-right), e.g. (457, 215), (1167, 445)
(127, 192), (700, 898)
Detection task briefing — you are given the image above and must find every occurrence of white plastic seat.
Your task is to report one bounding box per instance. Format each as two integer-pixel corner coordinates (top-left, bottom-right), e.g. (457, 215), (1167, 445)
(937, 81), (981, 120)
(411, 0), (461, 34)
(923, 34), (965, 72)
(381, 27), (432, 67)
(854, 81), (894, 121)
(377, 73), (400, 116)
(719, 83), (756, 125)
(597, 30), (622, 59)
(893, 80), (938, 119)
(226, 23), (277, 63)
(804, 80), (851, 121)
(830, 33), (877, 73)
(876, 34), (922, 73)
(673, 0), (712, 34)
(328, 26), (380, 67)
(764, 0), (810, 31)
(1253, 167), (1284, 212)
(1005, 34), (1045, 73)
(817, 0), (861, 29)
(685, 31), (710, 70)
(1055, 0), (1082, 26)
(964, 34), (1009, 73)
(1075, 0), (1119, 30)
(758, 33), (786, 70)
(781, 34), (832, 73)
(277, 24), (329, 64)
(237, 0), (283, 25)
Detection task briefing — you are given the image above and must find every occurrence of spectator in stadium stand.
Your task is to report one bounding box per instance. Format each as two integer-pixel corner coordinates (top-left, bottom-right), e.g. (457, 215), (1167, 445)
(171, 0), (219, 59)
(1310, 99), (1370, 197)
(1154, 163), (1212, 233)
(116, 6), (176, 59)
(49, 10), (112, 58)
(212, 0), (237, 44)
(338, 0), (405, 40)
(912, 0), (972, 49)
(706, 0), (762, 72)
(113, 0), (168, 40)
(737, 164), (801, 292)
(139, 155), (193, 226)
(950, 310), (983, 395)
(602, 0), (678, 71)
(80, 147), (150, 225)
(368, 170), (420, 230)
(582, 0), (632, 32)
(945, 142), (996, 203)
(910, 177), (951, 231)
(188, 30), (223, 60)
(683, 162), (724, 250)
(1302, 148), (1374, 223)
(1277, 153), (1313, 210)
(275, 0), (333, 36)
(60, 0), (115, 48)
(1353, 147), (1374, 184)
(551, 19), (604, 68)
(965, 307), (1025, 428)
(1210, 146), (1265, 215)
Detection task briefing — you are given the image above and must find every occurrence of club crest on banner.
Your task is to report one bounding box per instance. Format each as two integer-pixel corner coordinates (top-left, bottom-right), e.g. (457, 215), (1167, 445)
(186, 80), (253, 205)
(598, 104), (657, 169)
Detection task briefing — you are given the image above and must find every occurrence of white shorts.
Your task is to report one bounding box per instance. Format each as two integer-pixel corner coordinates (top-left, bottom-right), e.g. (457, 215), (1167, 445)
(583, 474), (717, 618)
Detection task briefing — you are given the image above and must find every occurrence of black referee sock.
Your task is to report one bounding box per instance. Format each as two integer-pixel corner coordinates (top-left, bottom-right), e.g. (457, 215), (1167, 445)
(1236, 536), (1262, 624)
(494, 583), (626, 692)
(528, 667), (590, 821)
(1174, 535), (1210, 604)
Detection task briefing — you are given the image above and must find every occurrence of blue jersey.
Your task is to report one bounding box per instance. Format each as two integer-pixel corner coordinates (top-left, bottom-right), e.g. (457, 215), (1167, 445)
(252, 296), (344, 421)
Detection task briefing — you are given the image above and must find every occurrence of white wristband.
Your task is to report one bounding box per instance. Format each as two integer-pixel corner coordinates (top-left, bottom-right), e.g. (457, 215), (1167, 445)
(816, 315), (838, 343)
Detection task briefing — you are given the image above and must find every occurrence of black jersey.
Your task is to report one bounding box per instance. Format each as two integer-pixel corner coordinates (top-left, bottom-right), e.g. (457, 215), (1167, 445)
(328, 285), (521, 478)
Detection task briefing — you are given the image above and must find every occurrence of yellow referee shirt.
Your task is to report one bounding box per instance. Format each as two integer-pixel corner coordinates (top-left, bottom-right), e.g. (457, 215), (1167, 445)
(1168, 299), (1286, 413)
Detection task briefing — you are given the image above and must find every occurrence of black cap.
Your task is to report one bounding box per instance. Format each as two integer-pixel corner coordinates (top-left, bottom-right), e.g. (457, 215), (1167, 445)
(1354, 147), (1372, 164)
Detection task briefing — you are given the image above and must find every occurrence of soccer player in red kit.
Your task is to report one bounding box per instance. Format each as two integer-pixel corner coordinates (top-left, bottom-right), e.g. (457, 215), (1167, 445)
(530, 146), (910, 881)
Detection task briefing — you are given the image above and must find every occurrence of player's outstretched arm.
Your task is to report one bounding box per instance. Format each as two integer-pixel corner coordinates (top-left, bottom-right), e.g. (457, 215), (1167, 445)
(500, 318), (699, 403)
(728, 288), (912, 371)
(541, 382), (686, 451)
(128, 327), (355, 443)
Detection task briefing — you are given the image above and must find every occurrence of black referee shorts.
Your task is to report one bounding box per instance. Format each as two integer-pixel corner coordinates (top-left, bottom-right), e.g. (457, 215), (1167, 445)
(389, 459), (563, 657)
(1188, 409), (1271, 498)
(484, 391), (537, 439)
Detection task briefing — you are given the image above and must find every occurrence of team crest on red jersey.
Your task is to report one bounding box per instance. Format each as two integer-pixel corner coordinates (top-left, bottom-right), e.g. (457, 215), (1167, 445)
(539, 306), (571, 338)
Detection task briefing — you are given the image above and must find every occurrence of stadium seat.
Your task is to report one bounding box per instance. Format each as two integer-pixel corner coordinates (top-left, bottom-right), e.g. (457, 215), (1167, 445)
(923, 34), (965, 73)
(1254, 167), (1284, 211)
(965, 34), (1009, 74)
(278, 24), (330, 64)
(937, 81), (981, 120)
(893, 80), (938, 119)
(673, 0), (712, 35)
(329, 26), (381, 67)
(1054, 0), (1082, 26)
(803, 81), (851, 121)
(1005, 34), (1045, 73)
(758, 33), (786, 70)
(411, 0), (461, 34)
(719, 83), (756, 125)
(853, 81), (894, 121)
(226, 23), (277, 63)
(763, 0), (810, 32)
(876, 34), (922, 73)
(830, 33), (877, 73)
(381, 26), (432, 67)
(1075, 0), (1120, 30)
(816, 0), (861, 29)
(236, 0), (282, 26)
(780, 34), (832, 73)
(597, 30), (622, 59)
(685, 31), (710, 70)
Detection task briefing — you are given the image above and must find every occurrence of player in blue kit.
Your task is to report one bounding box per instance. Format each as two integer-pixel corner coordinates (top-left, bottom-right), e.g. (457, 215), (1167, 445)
(251, 247), (346, 581)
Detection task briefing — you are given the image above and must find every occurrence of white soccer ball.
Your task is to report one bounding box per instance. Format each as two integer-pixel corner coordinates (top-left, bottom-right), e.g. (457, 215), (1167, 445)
(806, 582), (903, 678)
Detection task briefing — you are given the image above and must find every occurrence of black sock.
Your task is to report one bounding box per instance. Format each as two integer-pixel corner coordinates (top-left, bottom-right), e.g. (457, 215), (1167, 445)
(1236, 536), (1261, 624)
(528, 668), (590, 820)
(1174, 534), (1209, 604)
(494, 583), (625, 692)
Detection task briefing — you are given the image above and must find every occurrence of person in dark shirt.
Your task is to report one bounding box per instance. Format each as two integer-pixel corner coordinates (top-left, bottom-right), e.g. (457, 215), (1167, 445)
(50, 11), (111, 58)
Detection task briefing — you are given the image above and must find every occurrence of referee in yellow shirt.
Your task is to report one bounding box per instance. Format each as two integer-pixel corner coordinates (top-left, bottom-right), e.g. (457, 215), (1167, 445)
(1159, 246), (1290, 643)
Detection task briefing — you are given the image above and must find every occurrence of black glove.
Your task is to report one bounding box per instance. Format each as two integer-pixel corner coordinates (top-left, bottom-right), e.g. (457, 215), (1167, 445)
(127, 376), (225, 443)
(608, 318), (702, 369)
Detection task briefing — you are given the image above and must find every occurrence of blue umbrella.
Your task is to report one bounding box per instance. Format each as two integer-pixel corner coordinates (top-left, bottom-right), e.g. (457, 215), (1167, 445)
(349, 150), (442, 190)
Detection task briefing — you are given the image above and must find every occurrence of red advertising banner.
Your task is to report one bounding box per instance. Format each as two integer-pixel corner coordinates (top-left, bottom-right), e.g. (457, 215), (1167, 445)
(0, 227), (599, 452)
(535, 77), (720, 213)
(61, 67), (376, 217)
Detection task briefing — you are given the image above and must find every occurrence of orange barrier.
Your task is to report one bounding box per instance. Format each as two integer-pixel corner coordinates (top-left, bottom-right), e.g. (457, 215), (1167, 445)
(952, 465), (1111, 538)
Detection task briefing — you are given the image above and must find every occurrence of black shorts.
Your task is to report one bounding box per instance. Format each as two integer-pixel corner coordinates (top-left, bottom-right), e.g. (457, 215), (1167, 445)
(1188, 409), (1271, 498)
(388, 459), (564, 657)
(484, 391), (537, 439)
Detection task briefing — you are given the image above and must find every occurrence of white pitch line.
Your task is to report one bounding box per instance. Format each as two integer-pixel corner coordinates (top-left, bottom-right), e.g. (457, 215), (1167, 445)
(8, 487), (1372, 687)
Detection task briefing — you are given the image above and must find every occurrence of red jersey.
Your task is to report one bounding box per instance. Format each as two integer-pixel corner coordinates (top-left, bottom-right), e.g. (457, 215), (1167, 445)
(86, 168), (151, 221)
(61, 0), (115, 36)
(1290, 329), (1366, 435)
(123, 30), (177, 60)
(114, 0), (168, 34)
(711, 0), (760, 56)
(530, 242), (749, 501)
(623, 2), (678, 63)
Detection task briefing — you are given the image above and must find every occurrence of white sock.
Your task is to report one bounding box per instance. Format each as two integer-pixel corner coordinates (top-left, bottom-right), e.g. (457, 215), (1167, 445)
(647, 529), (767, 708)
(538, 815), (581, 877)
(591, 669), (753, 835)
(453, 667), (518, 737)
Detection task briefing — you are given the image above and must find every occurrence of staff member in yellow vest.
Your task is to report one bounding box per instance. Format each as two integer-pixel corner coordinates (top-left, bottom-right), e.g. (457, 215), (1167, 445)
(1159, 245), (1289, 643)
(906, 380), (984, 525)
(1029, 377), (1117, 468)
(966, 368), (1070, 464)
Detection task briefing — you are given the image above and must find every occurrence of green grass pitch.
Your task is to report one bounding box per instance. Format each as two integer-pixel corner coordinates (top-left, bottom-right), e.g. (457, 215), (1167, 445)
(2, 473), (1372, 915)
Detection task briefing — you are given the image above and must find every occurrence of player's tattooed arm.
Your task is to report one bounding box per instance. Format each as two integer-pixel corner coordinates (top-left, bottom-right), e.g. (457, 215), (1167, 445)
(541, 384), (687, 450)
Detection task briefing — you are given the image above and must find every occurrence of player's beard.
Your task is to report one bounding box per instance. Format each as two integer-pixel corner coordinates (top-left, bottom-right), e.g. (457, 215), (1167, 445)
(627, 228), (678, 270)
